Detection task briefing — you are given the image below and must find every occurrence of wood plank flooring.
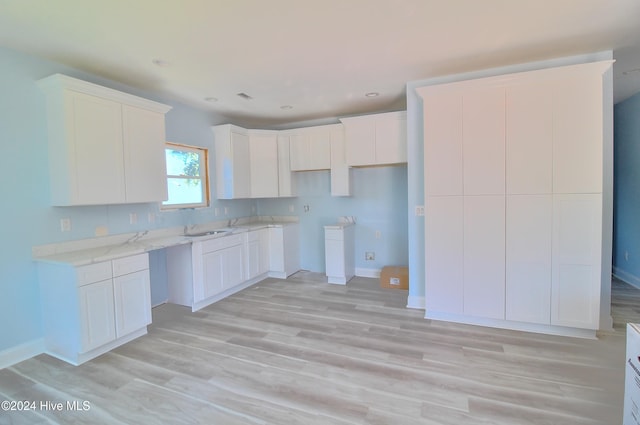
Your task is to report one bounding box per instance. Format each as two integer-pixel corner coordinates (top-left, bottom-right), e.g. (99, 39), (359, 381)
(1, 273), (635, 424)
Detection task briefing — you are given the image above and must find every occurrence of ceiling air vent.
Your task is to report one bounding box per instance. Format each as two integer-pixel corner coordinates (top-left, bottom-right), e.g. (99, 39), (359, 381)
(237, 92), (253, 100)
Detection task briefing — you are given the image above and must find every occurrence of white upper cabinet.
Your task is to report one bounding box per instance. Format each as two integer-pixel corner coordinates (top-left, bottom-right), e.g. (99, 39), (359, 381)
(328, 125), (351, 197)
(213, 124), (250, 199)
(462, 87), (505, 196)
(423, 88), (463, 196)
(214, 125), (297, 199)
(505, 82), (553, 195)
(287, 125), (331, 171)
(277, 135), (296, 197)
(249, 131), (279, 198)
(122, 105), (169, 203)
(341, 110), (407, 167)
(552, 69), (604, 194)
(37, 74), (171, 206)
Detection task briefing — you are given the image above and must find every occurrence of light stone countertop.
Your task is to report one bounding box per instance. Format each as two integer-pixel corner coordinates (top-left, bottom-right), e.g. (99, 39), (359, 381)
(324, 216), (356, 230)
(33, 216), (298, 267)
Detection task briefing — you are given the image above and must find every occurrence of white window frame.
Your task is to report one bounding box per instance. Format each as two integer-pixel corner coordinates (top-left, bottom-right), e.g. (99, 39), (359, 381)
(162, 142), (210, 209)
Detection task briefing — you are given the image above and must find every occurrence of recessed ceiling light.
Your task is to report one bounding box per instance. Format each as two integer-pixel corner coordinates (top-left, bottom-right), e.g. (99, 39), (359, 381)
(151, 58), (169, 67)
(205, 97), (218, 102)
(280, 105), (293, 110)
(365, 92), (379, 98)
(237, 92), (253, 100)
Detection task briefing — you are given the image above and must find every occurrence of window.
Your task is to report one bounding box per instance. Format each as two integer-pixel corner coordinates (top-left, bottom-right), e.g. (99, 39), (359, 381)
(163, 142), (209, 209)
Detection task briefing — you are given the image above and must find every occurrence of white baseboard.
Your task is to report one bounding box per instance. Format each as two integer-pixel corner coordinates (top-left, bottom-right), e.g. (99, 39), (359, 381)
(613, 267), (640, 289)
(356, 268), (381, 278)
(0, 339), (44, 369)
(406, 295), (425, 309)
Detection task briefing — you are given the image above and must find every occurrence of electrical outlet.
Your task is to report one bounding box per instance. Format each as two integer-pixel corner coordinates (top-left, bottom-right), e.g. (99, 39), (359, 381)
(95, 226), (108, 237)
(415, 206), (425, 216)
(303, 205), (310, 213)
(129, 212), (137, 224)
(625, 251), (630, 261)
(365, 251), (375, 261)
(214, 207), (220, 216)
(147, 212), (155, 223)
(60, 218), (71, 232)
(224, 207), (229, 215)
(375, 230), (381, 239)
(289, 205), (295, 213)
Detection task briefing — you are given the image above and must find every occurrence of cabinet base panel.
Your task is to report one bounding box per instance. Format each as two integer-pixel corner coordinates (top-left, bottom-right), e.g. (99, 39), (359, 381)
(192, 274), (267, 312)
(425, 311), (597, 339)
(45, 327), (148, 366)
(327, 275), (354, 285)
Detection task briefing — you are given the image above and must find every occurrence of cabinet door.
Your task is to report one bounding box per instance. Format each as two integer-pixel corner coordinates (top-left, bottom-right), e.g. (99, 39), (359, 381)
(375, 113), (407, 164)
(277, 135), (296, 197)
(214, 126), (250, 199)
(344, 118), (375, 166)
(330, 127), (351, 196)
(202, 250), (224, 299)
(289, 133), (308, 171)
(250, 134), (279, 198)
(551, 194), (602, 329)
(79, 279), (116, 352)
(325, 238), (345, 278)
(289, 129), (330, 171)
(247, 229), (269, 279)
(122, 105), (168, 203)
(308, 130), (331, 170)
(552, 73), (603, 194)
(506, 83), (552, 195)
(247, 239), (261, 279)
(425, 196), (463, 314)
(113, 270), (151, 337)
(463, 87), (505, 195)
(70, 91), (125, 205)
(463, 196), (505, 319)
(222, 244), (245, 289)
(424, 89), (463, 196)
(283, 224), (300, 277)
(506, 195), (552, 324)
(231, 131), (251, 198)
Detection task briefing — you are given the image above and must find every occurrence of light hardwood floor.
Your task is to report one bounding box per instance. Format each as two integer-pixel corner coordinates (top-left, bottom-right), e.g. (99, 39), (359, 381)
(1, 273), (635, 424)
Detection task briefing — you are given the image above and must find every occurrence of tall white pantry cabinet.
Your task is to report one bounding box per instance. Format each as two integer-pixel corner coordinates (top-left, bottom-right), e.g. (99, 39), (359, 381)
(417, 60), (612, 337)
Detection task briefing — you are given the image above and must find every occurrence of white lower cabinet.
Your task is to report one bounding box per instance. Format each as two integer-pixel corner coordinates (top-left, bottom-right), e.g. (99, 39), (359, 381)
(202, 249), (224, 299)
(38, 253), (151, 365)
(551, 194), (602, 329)
(269, 224), (300, 279)
(463, 196), (505, 319)
(324, 223), (355, 285)
(192, 234), (245, 305)
(113, 269), (151, 337)
(168, 228), (295, 312)
(79, 279), (116, 352)
(505, 195), (553, 325)
(247, 228), (270, 280)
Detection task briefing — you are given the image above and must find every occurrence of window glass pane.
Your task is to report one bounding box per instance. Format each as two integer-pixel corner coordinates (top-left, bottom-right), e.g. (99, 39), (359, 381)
(163, 178), (203, 205)
(165, 149), (201, 177)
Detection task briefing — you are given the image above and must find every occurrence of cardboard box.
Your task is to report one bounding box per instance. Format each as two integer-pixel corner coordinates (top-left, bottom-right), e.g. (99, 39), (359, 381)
(380, 266), (408, 290)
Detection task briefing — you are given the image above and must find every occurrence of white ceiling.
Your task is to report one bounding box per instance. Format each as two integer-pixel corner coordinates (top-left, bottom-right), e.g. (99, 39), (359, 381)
(1, 0), (640, 127)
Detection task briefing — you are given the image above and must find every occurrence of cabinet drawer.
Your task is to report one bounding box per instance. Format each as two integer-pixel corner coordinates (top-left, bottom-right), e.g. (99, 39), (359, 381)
(112, 253), (149, 277)
(201, 234), (244, 254)
(77, 261), (112, 286)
